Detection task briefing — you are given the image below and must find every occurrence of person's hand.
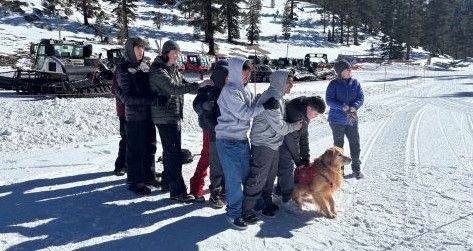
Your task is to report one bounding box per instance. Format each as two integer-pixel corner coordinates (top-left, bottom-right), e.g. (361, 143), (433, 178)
(202, 101), (215, 111)
(296, 158), (310, 167)
(199, 79), (214, 88)
(342, 105), (350, 112)
(263, 97), (279, 110)
(349, 107), (357, 112)
(294, 120), (304, 130)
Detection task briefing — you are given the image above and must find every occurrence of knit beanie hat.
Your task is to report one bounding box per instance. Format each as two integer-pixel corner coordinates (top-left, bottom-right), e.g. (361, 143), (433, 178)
(162, 40), (180, 55)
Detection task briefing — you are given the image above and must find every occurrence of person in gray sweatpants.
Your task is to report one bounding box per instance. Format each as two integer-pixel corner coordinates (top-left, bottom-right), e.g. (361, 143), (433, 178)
(242, 70), (303, 221)
(277, 96), (326, 205)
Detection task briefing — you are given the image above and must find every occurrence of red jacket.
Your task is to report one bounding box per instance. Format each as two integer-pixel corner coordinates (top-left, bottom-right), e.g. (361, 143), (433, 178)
(111, 69), (125, 117)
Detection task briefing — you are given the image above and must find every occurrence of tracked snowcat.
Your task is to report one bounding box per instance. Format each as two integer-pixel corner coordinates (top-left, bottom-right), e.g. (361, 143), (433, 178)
(0, 39), (113, 96)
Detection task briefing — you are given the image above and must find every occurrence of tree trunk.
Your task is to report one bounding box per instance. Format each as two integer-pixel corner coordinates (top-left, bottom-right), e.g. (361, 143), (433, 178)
(83, 0), (89, 25)
(346, 24), (349, 46)
(122, 0), (128, 40)
(290, 0), (294, 20)
(322, 11), (326, 33)
(339, 15), (344, 44)
(331, 13), (335, 42)
(354, 25), (359, 45)
(206, 0), (215, 55)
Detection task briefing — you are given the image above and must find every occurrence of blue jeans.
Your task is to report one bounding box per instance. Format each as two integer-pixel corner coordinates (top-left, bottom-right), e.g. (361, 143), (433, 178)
(216, 138), (251, 219)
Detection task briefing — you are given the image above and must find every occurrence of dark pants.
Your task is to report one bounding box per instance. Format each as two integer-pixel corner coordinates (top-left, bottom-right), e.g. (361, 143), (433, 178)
(330, 123), (361, 172)
(209, 139), (225, 193)
(126, 120), (157, 184)
(156, 123), (187, 197)
(115, 117), (127, 170)
(242, 145), (279, 214)
(277, 142), (295, 203)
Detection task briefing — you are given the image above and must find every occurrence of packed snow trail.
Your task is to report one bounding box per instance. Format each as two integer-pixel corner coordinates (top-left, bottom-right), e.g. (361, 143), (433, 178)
(0, 66), (472, 250)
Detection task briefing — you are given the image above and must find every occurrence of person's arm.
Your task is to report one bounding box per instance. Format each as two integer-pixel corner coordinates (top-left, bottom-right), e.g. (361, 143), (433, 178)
(220, 88), (264, 120)
(298, 123), (310, 164)
(116, 67), (155, 106)
(149, 67), (199, 95)
(263, 107), (300, 136)
(325, 81), (344, 110)
(350, 81), (364, 109)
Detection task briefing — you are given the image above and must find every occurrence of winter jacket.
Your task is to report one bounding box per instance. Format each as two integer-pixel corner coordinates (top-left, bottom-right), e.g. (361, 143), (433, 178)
(250, 70), (300, 150)
(149, 56), (199, 124)
(116, 41), (155, 122)
(193, 64), (228, 141)
(283, 96), (311, 165)
(215, 57), (264, 141)
(326, 78), (364, 125)
(111, 68), (125, 117)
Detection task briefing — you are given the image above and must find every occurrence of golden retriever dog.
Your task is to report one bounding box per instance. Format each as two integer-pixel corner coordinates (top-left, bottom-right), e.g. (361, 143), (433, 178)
(292, 146), (351, 218)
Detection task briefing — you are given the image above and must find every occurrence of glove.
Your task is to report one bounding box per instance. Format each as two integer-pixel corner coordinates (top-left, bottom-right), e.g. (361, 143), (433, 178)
(349, 106), (357, 112)
(202, 101), (215, 111)
(342, 105), (350, 112)
(263, 97), (279, 110)
(296, 158), (310, 167)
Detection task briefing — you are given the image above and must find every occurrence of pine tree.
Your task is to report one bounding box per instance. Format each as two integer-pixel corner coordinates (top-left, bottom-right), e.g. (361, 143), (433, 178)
(113, 0), (137, 43)
(94, 11), (107, 42)
(180, 0), (223, 55)
(153, 12), (163, 30)
(246, 0), (261, 45)
(221, 0), (242, 41)
(282, 0), (294, 40)
(422, 0), (457, 56)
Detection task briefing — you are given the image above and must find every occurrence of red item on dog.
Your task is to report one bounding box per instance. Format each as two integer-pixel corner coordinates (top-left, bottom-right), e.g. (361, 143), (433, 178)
(294, 164), (317, 185)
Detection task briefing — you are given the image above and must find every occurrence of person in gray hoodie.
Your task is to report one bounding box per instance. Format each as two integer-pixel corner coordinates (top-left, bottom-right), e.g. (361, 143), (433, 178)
(242, 70), (303, 222)
(215, 57), (278, 230)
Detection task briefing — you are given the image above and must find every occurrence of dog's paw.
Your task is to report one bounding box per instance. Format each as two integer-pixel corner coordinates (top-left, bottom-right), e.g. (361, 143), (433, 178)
(326, 213), (336, 219)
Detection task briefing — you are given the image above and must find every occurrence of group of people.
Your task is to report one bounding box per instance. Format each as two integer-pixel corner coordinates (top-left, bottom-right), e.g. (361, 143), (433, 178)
(111, 37), (364, 229)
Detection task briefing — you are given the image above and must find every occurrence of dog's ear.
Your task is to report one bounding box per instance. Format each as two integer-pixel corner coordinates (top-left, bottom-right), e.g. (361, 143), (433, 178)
(322, 148), (336, 166)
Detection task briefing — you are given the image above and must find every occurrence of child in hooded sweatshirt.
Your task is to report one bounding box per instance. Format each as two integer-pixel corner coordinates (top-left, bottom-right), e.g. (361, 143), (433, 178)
(242, 70), (303, 223)
(189, 60), (229, 208)
(215, 57), (278, 230)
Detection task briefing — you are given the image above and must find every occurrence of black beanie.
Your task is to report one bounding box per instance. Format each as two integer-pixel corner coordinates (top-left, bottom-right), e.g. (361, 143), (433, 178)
(162, 40), (180, 55)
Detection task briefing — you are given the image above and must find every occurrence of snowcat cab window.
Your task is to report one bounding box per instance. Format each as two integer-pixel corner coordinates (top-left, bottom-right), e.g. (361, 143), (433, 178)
(35, 45), (47, 70)
(52, 44), (84, 59)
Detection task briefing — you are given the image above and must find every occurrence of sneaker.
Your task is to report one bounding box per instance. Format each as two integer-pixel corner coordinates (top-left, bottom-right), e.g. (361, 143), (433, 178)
(194, 195), (206, 203)
(282, 199), (302, 214)
(209, 194), (225, 209)
(261, 203), (279, 218)
(128, 183), (151, 196)
(242, 212), (259, 225)
(226, 216), (248, 230)
(144, 178), (161, 188)
(113, 168), (126, 176)
(354, 171), (364, 179)
(170, 193), (195, 203)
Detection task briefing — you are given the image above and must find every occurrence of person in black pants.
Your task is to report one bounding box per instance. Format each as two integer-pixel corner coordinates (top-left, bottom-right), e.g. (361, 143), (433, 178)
(116, 37), (159, 195)
(149, 40), (213, 202)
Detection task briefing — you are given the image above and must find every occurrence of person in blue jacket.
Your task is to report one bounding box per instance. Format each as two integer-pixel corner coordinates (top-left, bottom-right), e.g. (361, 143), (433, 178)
(326, 59), (365, 179)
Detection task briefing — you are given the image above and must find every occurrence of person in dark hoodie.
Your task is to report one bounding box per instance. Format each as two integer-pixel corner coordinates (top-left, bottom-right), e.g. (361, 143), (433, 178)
(189, 60), (229, 208)
(326, 59), (364, 179)
(149, 40), (213, 203)
(277, 95), (326, 209)
(116, 37), (160, 196)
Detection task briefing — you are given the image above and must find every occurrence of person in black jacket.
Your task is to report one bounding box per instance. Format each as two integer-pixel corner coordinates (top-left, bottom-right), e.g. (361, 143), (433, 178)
(149, 40), (213, 202)
(277, 96), (326, 206)
(189, 60), (228, 208)
(116, 37), (158, 196)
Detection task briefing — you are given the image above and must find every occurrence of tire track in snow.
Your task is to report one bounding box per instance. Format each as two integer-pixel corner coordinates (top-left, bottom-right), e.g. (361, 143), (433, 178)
(338, 100), (420, 214)
(435, 108), (468, 169)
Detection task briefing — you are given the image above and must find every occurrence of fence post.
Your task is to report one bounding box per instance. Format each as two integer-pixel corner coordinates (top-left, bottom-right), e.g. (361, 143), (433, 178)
(384, 63), (387, 92)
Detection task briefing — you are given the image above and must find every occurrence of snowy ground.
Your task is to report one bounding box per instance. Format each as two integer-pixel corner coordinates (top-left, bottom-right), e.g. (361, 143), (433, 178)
(1, 63), (472, 250)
